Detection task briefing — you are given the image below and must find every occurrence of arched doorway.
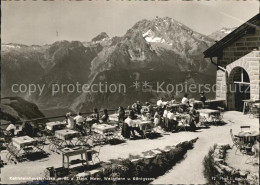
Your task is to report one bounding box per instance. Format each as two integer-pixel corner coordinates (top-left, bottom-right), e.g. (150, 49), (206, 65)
(228, 67), (250, 111)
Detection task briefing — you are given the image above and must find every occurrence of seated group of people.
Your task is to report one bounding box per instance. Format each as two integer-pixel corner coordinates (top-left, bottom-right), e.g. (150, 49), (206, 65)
(4, 93), (206, 139)
(117, 101), (154, 139)
(5, 121), (40, 137)
(65, 109), (109, 132)
(154, 93), (206, 132)
(119, 94), (204, 138)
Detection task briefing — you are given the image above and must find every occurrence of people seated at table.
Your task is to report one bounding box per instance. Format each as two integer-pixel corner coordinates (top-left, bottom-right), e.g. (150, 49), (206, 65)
(118, 106), (126, 122)
(199, 92), (206, 106)
(132, 101), (142, 114)
(74, 112), (85, 125)
(181, 93), (190, 111)
(99, 109), (109, 123)
(188, 104), (199, 131)
(166, 109), (178, 131)
(66, 112), (75, 129)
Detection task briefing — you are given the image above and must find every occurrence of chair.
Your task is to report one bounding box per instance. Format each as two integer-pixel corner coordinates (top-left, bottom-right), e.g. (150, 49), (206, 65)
(76, 134), (92, 147)
(47, 136), (64, 153)
(245, 146), (259, 164)
(91, 142), (102, 164)
(230, 129), (246, 155)
(143, 123), (154, 138)
(6, 142), (21, 162)
(178, 115), (188, 131)
(248, 105), (260, 118)
(210, 107), (224, 126)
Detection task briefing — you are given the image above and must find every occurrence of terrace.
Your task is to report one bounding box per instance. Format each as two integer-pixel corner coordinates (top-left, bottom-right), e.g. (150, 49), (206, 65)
(0, 107), (258, 184)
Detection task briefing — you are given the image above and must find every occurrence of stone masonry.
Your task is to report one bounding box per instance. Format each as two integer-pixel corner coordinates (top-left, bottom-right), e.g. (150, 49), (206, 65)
(215, 29), (260, 109)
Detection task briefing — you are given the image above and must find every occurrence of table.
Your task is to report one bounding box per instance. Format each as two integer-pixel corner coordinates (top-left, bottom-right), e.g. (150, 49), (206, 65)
(254, 103), (260, 108)
(197, 109), (220, 122)
(92, 124), (116, 134)
(167, 103), (182, 112)
(109, 114), (119, 121)
(46, 121), (67, 131)
(134, 120), (153, 131)
(205, 99), (225, 110)
(190, 101), (203, 109)
(12, 136), (36, 149)
(55, 129), (80, 140)
(242, 99), (259, 114)
(61, 147), (92, 168)
(237, 130), (259, 144)
(175, 114), (190, 131)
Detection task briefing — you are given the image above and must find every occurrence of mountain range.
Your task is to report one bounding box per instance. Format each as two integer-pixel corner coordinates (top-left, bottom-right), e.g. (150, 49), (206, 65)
(1, 17), (233, 113)
(208, 27), (237, 41)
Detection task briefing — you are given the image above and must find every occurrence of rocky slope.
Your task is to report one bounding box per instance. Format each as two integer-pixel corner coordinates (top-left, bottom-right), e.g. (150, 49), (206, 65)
(0, 97), (45, 127)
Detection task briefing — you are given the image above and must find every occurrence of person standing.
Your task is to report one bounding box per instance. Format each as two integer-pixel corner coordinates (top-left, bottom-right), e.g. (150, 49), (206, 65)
(128, 106), (136, 120)
(99, 109), (109, 123)
(189, 104), (199, 131)
(74, 112), (85, 132)
(181, 93), (190, 112)
(132, 101), (142, 114)
(91, 108), (99, 123)
(122, 115), (132, 139)
(118, 106), (125, 122)
(200, 92), (207, 106)
(157, 98), (162, 107)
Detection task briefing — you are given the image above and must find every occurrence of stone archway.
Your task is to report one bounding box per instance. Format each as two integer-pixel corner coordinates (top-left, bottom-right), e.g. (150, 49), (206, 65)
(227, 67), (250, 110)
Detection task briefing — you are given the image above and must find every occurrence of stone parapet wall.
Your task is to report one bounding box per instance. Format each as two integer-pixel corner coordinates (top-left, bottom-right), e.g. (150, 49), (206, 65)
(203, 143), (259, 185)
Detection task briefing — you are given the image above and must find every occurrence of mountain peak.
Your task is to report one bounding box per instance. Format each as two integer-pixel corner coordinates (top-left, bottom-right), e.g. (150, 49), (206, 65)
(208, 27), (237, 41)
(91, 32), (109, 42)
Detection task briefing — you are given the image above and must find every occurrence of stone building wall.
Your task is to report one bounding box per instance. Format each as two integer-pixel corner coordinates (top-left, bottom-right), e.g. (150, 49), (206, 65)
(215, 29), (260, 109)
(218, 29), (260, 67)
(216, 51), (260, 109)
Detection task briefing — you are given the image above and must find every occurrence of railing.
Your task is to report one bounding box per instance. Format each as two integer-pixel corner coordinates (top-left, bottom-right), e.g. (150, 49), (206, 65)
(3, 108), (119, 125)
(5, 99), (225, 125)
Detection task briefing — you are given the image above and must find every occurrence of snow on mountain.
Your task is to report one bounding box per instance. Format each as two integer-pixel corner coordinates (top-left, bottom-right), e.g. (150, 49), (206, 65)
(208, 27), (237, 41)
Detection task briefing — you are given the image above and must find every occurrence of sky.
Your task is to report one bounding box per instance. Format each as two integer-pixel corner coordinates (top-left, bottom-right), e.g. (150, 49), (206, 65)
(2, 0), (259, 45)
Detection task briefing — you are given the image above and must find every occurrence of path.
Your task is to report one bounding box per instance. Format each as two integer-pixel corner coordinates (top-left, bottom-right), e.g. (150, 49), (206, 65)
(151, 111), (258, 184)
